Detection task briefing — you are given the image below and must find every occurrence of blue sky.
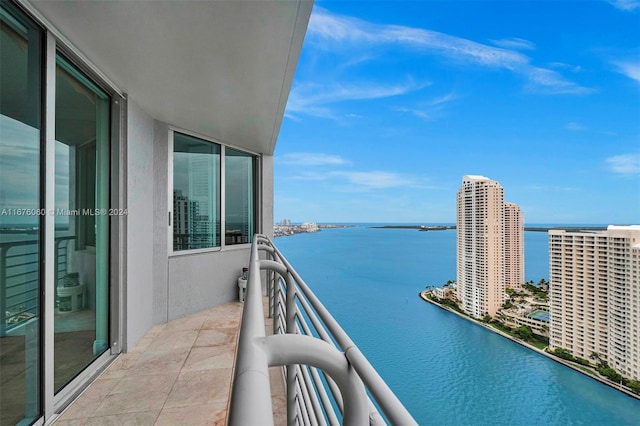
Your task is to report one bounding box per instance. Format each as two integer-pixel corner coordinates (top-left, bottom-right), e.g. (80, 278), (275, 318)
(274, 0), (640, 225)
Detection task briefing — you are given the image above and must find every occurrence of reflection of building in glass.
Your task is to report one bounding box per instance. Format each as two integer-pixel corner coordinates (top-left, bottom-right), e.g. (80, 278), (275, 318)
(189, 153), (217, 248)
(237, 157), (253, 242)
(225, 150), (254, 245)
(191, 212), (212, 248)
(173, 190), (218, 250)
(173, 190), (196, 250)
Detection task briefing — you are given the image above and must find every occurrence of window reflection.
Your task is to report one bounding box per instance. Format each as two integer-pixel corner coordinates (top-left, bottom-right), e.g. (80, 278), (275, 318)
(54, 55), (110, 392)
(225, 148), (256, 245)
(0, 3), (42, 424)
(173, 133), (221, 250)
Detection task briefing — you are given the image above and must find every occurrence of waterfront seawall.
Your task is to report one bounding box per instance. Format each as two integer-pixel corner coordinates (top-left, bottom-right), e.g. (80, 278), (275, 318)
(419, 291), (640, 401)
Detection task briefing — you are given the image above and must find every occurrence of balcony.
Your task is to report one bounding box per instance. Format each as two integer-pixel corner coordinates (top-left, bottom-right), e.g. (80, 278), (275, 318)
(53, 235), (415, 425)
(52, 302), (250, 424)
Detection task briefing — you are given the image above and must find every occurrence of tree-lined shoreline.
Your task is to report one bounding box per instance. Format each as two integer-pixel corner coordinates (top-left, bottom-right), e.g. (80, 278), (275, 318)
(420, 291), (640, 400)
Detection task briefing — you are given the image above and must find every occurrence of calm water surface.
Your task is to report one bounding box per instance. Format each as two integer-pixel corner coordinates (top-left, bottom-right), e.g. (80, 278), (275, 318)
(276, 226), (640, 426)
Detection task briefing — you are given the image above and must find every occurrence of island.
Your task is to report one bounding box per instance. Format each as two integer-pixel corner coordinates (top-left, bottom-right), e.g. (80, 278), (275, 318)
(370, 225), (455, 231)
(369, 224), (610, 232)
(273, 222), (353, 238)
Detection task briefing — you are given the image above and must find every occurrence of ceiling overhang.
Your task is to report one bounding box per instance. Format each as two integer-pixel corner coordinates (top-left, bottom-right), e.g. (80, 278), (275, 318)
(28, 0), (313, 155)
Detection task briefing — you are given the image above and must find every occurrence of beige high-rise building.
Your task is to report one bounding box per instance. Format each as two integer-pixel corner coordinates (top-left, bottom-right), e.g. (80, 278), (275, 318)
(456, 175), (524, 318)
(504, 202), (524, 290)
(549, 226), (640, 381)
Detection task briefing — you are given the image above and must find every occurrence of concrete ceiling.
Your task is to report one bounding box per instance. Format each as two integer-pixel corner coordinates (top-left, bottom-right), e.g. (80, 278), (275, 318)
(29, 0), (312, 155)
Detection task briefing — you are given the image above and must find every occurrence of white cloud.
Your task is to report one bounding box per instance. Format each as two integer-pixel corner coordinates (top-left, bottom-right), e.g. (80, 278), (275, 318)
(333, 171), (416, 189)
(565, 122), (587, 131)
(394, 91), (458, 121)
(278, 152), (351, 166)
(291, 170), (415, 188)
(286, 79), (429, 119)
(290, 168), (430, 190)
(609, 0), (640, 11)
(490, 38), (536, 51)
(279, 154), (420, 189)
(429, 92), (458, 106)
(308, 7), (529, 69)
(523, 185), (580, 192)
(393, 106), (432, 120)
(526, 67), (595, 94)
(613, 61), (640, 84)
(0, 116), (40, 210)
(549, 62), (582, 73)
(306, 7), (593, 95)
(606, 153), (640, 174)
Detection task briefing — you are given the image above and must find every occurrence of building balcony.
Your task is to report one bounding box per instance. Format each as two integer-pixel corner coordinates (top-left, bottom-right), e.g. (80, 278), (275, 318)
(52, 235), (415, 425)
(53, 302), (253, 424)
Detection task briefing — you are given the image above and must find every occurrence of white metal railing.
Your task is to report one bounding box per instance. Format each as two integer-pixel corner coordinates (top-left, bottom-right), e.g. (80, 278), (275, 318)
(229, 234), (417, 426)
(1, 235), (74, 335)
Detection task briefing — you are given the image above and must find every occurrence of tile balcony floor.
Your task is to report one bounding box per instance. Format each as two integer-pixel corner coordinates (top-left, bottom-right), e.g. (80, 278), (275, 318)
(53, 299), (285, 425)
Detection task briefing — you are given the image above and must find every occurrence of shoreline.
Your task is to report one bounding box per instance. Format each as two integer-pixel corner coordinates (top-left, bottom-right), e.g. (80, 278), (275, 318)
(418, 290), (640, 401)
(368, 225), (607, 232)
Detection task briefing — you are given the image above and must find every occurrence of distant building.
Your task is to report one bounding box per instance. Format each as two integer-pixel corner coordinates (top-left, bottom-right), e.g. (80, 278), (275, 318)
(549, 225), (640, 381)
(500, 308), (549, 337)
(434, 286), (455, 300)
(300, 222), (319, 232)
(173, 190), (198, 250)
(456, 175), (524, 318)
(504, 202), (524, 290)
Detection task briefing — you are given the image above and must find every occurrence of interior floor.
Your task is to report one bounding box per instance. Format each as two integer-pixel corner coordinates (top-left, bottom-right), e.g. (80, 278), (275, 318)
(0, 308), (97, 425)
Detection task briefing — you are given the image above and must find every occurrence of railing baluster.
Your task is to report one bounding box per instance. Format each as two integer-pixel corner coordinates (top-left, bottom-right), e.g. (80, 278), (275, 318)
(1, 236), (76, 333)
(0, 245), (7, 336)
(296, 308), (340, 425)
(230, 234), (417, 426)
(299, 363), (323, 426)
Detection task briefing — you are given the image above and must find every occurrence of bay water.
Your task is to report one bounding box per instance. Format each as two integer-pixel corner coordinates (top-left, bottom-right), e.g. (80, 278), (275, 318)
(276, 225), (640, 426)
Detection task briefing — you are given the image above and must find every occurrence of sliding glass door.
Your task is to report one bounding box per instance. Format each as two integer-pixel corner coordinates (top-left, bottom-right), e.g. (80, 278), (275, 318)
(1, 3), (116, 423)
(54, 54), (110, 392)
(0, 3), (43, 424)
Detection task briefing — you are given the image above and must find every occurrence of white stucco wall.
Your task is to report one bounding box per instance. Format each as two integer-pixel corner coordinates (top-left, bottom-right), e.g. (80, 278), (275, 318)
(261, 154), (274, 239)
(167, 248), (249, 320)
(124, 101), (275, 348)
(152, 122), (169, 325)
(125, 98), (155, 350)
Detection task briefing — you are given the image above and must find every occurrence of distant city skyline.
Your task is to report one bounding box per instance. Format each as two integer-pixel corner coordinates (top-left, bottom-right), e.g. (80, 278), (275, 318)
(275, 1), (640, 224)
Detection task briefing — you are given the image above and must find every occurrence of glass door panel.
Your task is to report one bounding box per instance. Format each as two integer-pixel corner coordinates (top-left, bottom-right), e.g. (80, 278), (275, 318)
(53, 55), (109, 392)
(0, 3), (43, 424)
(225, 148), (255, 245)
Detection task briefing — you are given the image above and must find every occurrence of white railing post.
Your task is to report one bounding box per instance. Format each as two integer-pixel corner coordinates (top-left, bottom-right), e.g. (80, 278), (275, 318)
(229, 234), (418, 426)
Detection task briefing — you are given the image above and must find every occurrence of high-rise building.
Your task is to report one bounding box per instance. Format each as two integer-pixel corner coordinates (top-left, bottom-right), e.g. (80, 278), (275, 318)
(504, 202), (524, 290)
(189, 153), (218, 248)
(456, 175), (524, 318)
(549, 225), (640, 381)
(173, 190), (197, 250)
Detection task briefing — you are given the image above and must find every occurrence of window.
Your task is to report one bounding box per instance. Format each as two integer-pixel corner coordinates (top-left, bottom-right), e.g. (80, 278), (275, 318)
(0, 3), (42, 423)
(54, 53), (111, 392)
(172, 132), (221, 251)
(225, 148), (256, 245)
(171, 132), (257, 252)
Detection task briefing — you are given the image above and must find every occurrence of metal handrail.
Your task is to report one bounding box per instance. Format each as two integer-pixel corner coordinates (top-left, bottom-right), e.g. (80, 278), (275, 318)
(229, 234), (417, 426)
(1, 235), (75, 335)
